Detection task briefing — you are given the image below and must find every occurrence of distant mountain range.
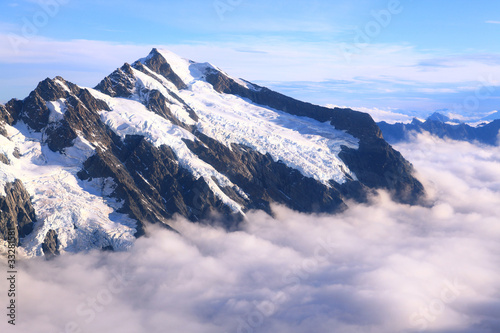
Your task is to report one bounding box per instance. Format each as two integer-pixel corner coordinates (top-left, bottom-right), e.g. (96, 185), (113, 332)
(0, 48), (424, 257)
(378, 112), (500, 146)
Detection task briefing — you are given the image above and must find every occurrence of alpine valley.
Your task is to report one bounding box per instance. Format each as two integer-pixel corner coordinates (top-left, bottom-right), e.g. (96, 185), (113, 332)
(0, 49), (424, 257)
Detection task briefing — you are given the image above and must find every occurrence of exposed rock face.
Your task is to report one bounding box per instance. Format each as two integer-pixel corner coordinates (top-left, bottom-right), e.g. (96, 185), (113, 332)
(45, 119), (78, 152)
(1, 104), (14, 135)
(77, 138), (174, 236)
(0, 153), (10, 165)
(144, 89), (185, 127)
(205, 70), (424, 204)
(21, 91), (51, 132)
(184, 132), (355, 215)
(12, 148), (21, 159)
(4, 99), (23, 125)
(42, 229), (60, 258)
(379, 118), (500, 146)
(6, 77), (113, 153)
(77, 134), (242, 232)
(0, 180), (36, 245)
(141, 48), (187, 90)
(131, 63), (200, 122)
(95, 63), (137, 98)
(339, 139), (424, 204)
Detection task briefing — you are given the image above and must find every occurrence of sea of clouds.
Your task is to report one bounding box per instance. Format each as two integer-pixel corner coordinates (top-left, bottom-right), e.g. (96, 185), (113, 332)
(1, 132), (500, 333)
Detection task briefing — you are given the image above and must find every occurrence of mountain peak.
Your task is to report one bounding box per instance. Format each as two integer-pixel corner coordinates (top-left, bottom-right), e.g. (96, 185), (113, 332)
(138, 48), (187, 89)
(149, 47), (161, 55)
(427, 112), (450, 122)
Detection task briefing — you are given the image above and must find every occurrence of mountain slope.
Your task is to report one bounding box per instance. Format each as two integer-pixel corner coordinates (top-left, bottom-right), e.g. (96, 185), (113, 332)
(0, 48), (424, 257)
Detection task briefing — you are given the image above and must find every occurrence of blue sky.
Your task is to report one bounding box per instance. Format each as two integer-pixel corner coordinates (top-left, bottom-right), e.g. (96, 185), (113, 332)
(0, 0), (499, 119)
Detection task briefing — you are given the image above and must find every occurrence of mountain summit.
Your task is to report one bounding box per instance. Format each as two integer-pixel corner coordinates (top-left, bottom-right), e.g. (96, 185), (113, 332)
(0, 48), (424, 256)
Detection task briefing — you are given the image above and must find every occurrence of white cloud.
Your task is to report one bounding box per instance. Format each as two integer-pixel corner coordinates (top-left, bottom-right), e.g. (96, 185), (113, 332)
(486, 21), (500, 24)
(0, 35), (150, 67)
(1, 34), (500, 113)
(1, 34), (499, 86)
(326, 104), (413, 123)
(2, 133), (500, 333)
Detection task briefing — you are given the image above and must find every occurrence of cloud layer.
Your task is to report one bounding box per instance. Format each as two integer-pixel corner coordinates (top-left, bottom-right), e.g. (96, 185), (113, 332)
(1, 133), (500, 333)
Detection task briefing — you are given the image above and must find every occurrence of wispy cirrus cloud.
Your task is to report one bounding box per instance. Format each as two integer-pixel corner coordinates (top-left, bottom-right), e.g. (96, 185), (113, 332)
(0, 34), (499, 115)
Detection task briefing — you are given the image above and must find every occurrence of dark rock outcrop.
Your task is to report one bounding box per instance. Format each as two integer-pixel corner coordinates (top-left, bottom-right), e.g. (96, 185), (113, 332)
(45, 119), (78, 152)
(339, 139), (424, 204)
(77, 142), (169, 236)
(4, 77), (113, 153)
(0, 100), (22, 136)
(1, 103), (15, 132)
(42, 229), (60, 258)
(144, 89), (185, 127)
(0, 153), (10, 165)
(21, 90), (51, 132)
(0, 180), (36, 245)
(12, 148), (21, 159)
(4, 99), (24, 126)
(95, 63), (136, 98)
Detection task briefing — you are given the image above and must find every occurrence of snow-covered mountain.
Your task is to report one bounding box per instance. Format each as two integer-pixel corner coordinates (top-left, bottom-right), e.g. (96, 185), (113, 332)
(0, 48), (424, 257)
